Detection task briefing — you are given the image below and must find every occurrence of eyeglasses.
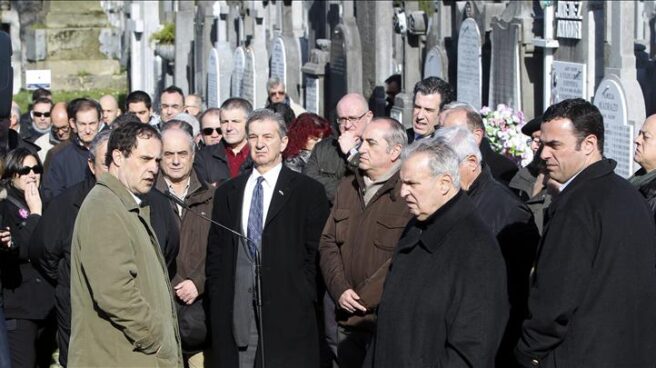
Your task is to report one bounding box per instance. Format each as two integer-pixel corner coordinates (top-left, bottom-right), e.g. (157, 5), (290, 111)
(202, 127), (222, 136)
(52, 125), (71, 133)
(16, 165), (43, 176)
(336, 111), (368, 126)
(269, 91), (285, 97)
(33, 112), (50, 118)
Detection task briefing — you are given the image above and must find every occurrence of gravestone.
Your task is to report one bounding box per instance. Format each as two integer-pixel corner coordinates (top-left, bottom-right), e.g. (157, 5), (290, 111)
(423, 45), (446, 79)
(302, 39), (330, 116)
(489, 20), (521, 110)
(212, 0), (234, 106)
(593, 77), (632, 177)
(456, 18), (482, 109)
(231, 46), (246, 97)
(328, 17), (362, 119)
(242, 47), (255, 105)
(305, 76), (319, 114)
(551, 61), (586, 103)
(207, 49), (221, 108)
(174, 10), (194, 93)
(270, 37), (286, 82)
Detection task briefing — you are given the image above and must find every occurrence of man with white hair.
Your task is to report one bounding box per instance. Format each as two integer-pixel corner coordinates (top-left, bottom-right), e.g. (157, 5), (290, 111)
(434, 126), (539, 366)
(366, 139), (508, 367)
(265, 76), (305, 116)
(441, 102), (519, 186)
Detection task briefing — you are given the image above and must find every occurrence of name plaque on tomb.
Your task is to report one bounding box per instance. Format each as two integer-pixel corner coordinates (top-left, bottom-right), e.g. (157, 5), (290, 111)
(551, 61), (586, 103)
(556, 1), (583, 40)
(207, 49), (219, 108)
(305, 76), (319, 114)
(271, 37), (287, 83)
(242, 48), (255, 106)
(457, 18), (483, 109)
(424, 46), (444, 79)
(231, 47), (246, 97)
(593, 79), (633, 178)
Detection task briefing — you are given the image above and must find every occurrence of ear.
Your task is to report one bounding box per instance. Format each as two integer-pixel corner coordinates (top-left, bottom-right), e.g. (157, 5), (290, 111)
(581, 134), (598, 155)
(438, 174), (454, 195)
(87, 159), (96, 176)
(472, 128), (484, 145)
(389, 144), (402, 162)
(69, 118), (76, 132)
(280, 135), (289, 153)
(111, 149), (123, 167)
(463, 154), (478, 172)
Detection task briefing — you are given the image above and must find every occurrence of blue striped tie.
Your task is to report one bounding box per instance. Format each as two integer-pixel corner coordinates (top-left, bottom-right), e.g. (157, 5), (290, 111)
(247, 176), (265, 260)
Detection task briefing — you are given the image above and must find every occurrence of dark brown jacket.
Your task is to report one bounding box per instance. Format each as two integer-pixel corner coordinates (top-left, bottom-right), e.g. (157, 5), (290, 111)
(156, 169), (215, 294)
(319, 170), (411, 331)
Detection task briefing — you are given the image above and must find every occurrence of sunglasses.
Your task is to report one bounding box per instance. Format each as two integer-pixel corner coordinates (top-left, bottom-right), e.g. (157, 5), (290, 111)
(269, 91), (285, 96)
(202, 127), (222, 135)
(17, 165), (43, 176)
(33, 112), (51, 118)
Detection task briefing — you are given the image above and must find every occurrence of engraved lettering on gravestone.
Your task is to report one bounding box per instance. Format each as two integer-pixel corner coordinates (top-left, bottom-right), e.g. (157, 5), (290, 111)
(242, 48), (255, 105)
(551, 61), (586, 103)
(305, 76), (319, 114)
(556, 1), (583, 39)
(457, 18), (482, 108)
(207, 49), (219, 108)
(593, 79), (632, 178)
(232, 47), (246, 97)
(271, 37), (286, 83)
(424, 46), (444, 79)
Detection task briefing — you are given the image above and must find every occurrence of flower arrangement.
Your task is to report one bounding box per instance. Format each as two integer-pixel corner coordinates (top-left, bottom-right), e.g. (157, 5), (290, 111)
(480, 104), (532, 166)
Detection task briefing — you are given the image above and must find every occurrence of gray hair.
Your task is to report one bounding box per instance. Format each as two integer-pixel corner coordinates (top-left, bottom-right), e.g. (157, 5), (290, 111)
(433, 125), (482, 163)
(442, 101), (485, 132)
(372, 117), (408, 152)
(161, 126), (195, 153)
(88, 130), (112, 163)
(267, 76), (285, 92)
(246, 108), (287, 138)
(171, 112), (200, 137)
(401, 139), (461, 190)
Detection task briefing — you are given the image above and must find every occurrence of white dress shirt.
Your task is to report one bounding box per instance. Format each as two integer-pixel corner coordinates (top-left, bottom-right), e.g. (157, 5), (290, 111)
(241, 163), (283, 235)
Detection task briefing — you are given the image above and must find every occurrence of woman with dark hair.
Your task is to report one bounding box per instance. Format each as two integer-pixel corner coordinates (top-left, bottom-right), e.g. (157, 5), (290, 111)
(284, 113), (332, 173)
(0, 148), (54, 367)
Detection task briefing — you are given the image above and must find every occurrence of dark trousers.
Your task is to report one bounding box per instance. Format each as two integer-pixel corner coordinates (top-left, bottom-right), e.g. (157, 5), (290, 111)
(0, 309), (10, 368)
(337, 326), (373, 368)
(6, 318), (56, 368)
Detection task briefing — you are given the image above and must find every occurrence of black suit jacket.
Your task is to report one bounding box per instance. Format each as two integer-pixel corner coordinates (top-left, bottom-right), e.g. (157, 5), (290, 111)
(206, 165), (329, 368)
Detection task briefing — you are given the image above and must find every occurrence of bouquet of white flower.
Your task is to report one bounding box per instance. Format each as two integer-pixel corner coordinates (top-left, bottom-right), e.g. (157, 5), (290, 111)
(480, 104), (532, 166)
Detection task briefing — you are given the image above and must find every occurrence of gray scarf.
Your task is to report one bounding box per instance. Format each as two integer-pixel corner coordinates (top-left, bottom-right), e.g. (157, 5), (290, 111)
(629, 168), (656, 188)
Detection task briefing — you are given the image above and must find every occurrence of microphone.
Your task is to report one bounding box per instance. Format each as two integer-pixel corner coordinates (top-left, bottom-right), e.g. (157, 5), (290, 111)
(163, 190), (252, 243)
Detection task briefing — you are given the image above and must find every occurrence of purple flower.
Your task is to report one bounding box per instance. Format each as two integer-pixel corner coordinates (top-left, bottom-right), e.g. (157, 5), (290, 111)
(18, 208), (29, 219)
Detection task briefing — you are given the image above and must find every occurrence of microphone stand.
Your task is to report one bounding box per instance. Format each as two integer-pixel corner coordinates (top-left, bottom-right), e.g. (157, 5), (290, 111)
(163, 190), (266, 367)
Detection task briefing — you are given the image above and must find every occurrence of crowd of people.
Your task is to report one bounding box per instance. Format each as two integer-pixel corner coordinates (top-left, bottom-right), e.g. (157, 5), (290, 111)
(0, 74), (655, 368)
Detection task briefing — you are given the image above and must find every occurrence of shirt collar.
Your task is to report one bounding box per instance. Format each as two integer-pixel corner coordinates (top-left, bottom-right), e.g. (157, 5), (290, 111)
(251, 162), (283, 185)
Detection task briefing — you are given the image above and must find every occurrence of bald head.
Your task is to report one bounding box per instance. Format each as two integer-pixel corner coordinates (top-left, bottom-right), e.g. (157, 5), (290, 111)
(99, 95), (121, 125)
(635, 114), (656, 172)
(441, 105), (485, 145)
(336, 93), (372, 137)
(51, 102), (71, 141)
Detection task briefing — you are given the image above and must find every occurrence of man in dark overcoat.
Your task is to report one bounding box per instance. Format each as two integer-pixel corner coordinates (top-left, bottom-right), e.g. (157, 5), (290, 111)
(366, 139), (508, 367)
(205, 109), (329, 367)
(515, 98), (656, 367)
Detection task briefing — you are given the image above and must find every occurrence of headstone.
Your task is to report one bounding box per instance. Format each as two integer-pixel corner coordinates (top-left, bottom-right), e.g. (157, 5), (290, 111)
(302, 39), (330, 116)
(174, 10), (194, 93)
(212, 0), (234, 106)
(231, 46), (245, 97)
(489, 20), (521, 110)
(593, 77), (632, 177)
(207, 49), (219, 108)
(456, 18), (482, 108)
(551, 61), (587, 103)
(328, 17), (362, 118)
(270, 37), (286, 82)
(423, 45), (446, 79)
(242, 47), (255, 105)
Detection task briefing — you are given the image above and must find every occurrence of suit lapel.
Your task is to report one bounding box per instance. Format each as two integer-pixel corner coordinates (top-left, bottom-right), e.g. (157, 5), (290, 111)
(265, 166), (295, 228)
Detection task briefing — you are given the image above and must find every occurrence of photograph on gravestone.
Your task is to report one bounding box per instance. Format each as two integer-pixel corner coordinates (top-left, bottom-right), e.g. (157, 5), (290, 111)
(271, 37), (287, 83)
(305, 75), (319, 114)
(490, 21), (521, 111)
(242, 47), (255, 106)
(593, 79), (633, 178)
(232, 47), (246, 97)
(424, 45), (445, 79)
(457, 18), (483, 109)
(207, 48), (219, 108)
(551, 61), (587, 104)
